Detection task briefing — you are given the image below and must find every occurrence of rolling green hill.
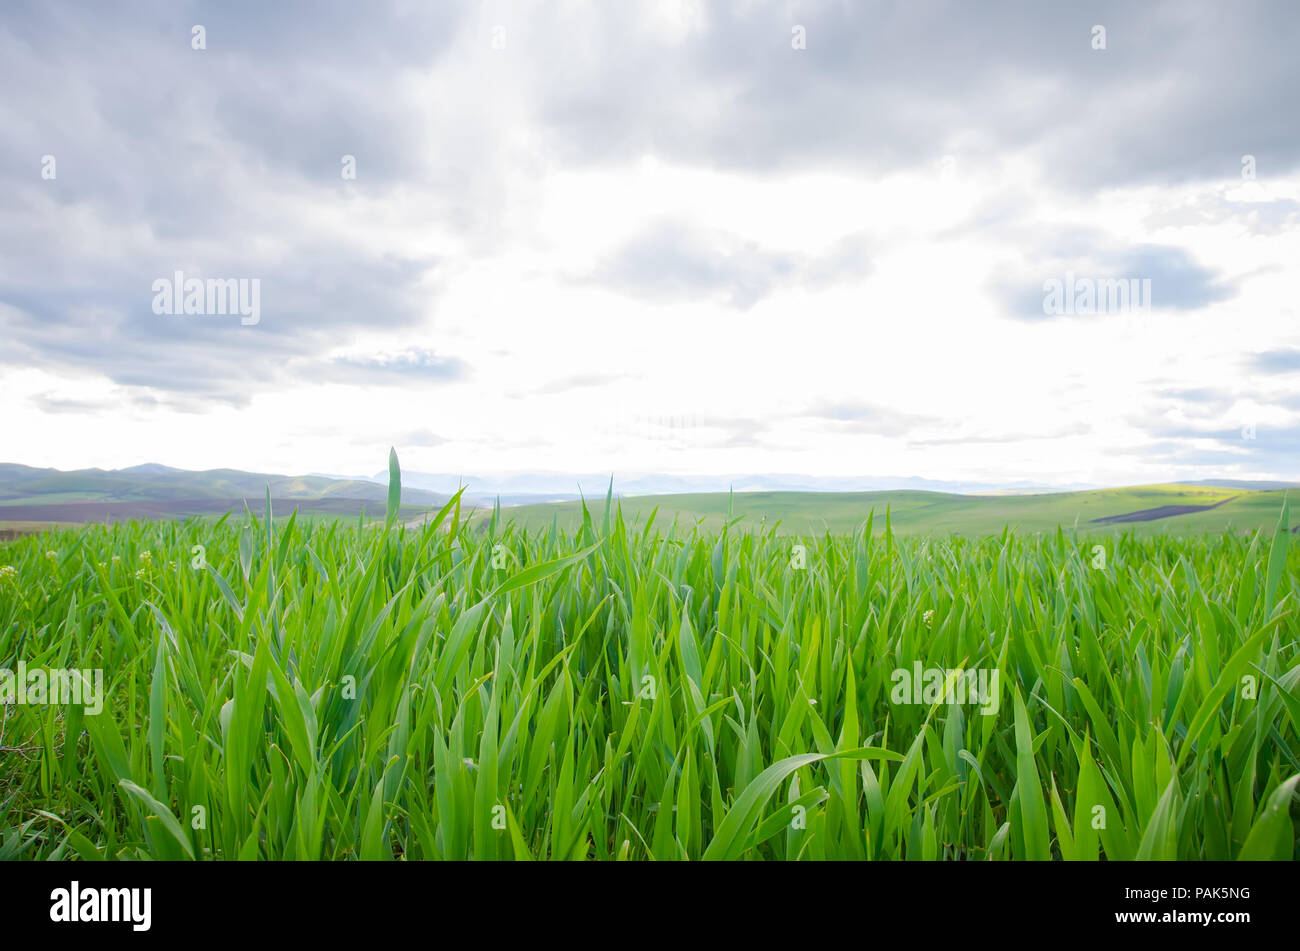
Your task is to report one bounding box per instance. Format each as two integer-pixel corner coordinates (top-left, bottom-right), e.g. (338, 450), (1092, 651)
(479, 484), (1293, 537)
(1, 463), (1292, 539)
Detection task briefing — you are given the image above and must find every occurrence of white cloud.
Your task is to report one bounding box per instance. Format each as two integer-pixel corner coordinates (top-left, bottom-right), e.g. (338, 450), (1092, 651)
(3, 1), (1299, 485)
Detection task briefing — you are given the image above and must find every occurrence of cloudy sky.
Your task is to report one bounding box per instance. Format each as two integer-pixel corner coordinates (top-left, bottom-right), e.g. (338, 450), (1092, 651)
(3, 0), (1299, 487)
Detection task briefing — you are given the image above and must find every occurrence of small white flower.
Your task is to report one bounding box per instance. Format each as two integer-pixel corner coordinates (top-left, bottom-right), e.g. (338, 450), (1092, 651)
(923, 609), (935, 626)
(140, 550), (152, 563)
(135, 567), (147, 580)
(0, 565), (16, 582)
(45, 550), (58, 560)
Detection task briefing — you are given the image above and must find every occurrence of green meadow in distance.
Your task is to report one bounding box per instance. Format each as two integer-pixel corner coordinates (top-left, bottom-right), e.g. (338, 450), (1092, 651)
(493, 484), (1293, 538)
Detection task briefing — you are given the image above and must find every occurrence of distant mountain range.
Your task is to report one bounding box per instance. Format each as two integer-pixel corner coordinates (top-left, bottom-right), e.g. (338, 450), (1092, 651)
(328, 470), (1103, 500)
(0, 462), (444, 506)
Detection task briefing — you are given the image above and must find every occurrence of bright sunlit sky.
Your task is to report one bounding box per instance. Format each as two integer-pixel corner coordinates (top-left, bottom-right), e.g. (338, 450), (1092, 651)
(3, 1), (1299, 486)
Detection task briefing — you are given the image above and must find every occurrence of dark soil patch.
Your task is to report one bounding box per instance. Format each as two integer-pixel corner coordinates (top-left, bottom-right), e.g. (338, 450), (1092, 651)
(1091, 496), (1236, 524)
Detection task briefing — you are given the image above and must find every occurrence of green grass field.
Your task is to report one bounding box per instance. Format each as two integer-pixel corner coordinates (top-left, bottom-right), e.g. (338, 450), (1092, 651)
(1, 484), (1297, 860)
